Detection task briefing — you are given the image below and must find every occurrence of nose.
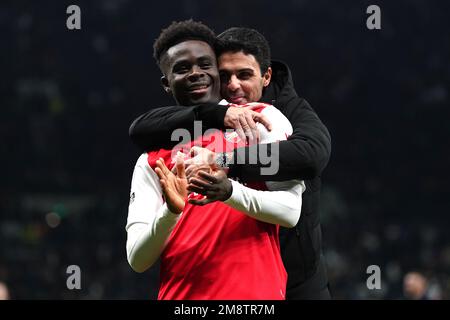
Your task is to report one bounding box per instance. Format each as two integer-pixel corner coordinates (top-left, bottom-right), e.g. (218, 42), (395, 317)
(227, 75), (240, 92)
(187, 65), (205, 81)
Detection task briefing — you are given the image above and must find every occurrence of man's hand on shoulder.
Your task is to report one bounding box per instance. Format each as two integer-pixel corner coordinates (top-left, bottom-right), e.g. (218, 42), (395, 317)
(224, 103), (272, 144)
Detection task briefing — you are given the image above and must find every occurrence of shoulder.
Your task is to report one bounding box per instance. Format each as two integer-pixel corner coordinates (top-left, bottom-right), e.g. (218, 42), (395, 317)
(130, 153), (161, 192)
(135, 153), (150, 168)
(261, 105), (289, 120)
(260, 105), (293, 138)
(133, 153), (157, 178)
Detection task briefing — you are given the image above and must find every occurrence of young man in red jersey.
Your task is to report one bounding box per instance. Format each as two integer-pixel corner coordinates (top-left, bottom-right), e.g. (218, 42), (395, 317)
(125, 20), (304, 299)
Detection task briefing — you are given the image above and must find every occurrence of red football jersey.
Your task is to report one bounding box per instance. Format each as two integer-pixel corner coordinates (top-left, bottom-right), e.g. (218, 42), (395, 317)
(147, 105), (291, 300)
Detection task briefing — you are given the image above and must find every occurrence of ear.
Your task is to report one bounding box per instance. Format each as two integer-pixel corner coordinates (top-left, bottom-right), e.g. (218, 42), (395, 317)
(262, 67), (272, 87)
(161, 76), (171, 93)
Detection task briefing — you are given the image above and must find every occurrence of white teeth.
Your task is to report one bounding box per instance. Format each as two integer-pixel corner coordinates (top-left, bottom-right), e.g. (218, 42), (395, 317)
(191, 85), (208, 90)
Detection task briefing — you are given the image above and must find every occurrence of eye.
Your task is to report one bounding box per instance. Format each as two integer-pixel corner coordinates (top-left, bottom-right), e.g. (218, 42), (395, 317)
(219, 72), (230, 83)
(238, 71), (253, 80)
(198, 57), (214, 70)
(199, 62), (212, 69)
(173, 63), (190, 74)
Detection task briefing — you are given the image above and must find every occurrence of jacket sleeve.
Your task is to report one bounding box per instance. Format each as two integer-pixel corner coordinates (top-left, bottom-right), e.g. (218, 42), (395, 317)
(228, 97), (331, 182)
(129, 103), (229, 151)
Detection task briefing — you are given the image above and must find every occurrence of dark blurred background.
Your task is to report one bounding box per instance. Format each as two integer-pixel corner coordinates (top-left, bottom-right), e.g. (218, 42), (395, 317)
(1, 0), (449, 299)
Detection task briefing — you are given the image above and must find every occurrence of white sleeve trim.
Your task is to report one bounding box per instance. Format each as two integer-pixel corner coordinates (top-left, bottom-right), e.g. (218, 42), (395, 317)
(125, 154), (182, 273)
(224, 179), (305, 228)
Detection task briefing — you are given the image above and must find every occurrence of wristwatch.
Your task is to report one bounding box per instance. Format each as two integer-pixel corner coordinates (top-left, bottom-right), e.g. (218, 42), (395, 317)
(215, 151), (233, 170)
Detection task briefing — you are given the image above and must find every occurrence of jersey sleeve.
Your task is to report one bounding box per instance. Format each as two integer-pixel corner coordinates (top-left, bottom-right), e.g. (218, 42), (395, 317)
(224, 179), (305, 227)
(125, 154), (182, 272)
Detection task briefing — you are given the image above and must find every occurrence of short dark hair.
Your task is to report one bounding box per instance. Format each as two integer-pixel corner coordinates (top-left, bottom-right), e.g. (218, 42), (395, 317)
(153, 19), (216, 68)
(216, 27), (271, 73)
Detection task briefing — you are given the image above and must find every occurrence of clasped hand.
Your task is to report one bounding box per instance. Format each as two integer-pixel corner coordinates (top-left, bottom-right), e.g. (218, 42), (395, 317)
(155, 147), (232, 212)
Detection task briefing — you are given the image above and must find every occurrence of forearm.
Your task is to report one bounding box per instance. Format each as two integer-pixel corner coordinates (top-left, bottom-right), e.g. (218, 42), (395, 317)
(279, 97), (332, 176)
(228, 140), (329, 182)
(129, 104), (229, 151)
(224, 179), (304, 228)
(228, 104), (331, 181)
(126, 203), (180, 273)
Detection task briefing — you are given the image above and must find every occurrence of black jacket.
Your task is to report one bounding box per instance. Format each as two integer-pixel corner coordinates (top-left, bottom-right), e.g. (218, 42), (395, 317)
(129, 60), (332, 298)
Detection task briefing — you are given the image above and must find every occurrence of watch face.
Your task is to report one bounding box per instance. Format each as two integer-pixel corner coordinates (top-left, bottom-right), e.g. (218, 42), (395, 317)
(215, 152), (226, 168)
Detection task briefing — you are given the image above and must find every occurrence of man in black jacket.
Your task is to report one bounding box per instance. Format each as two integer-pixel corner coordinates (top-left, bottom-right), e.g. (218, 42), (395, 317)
(130, 24), (332, 299)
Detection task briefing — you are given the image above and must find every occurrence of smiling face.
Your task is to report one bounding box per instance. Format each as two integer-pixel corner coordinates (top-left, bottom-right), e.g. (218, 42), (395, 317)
(160, 40), (221, 106)
(218, 51), (272, 104)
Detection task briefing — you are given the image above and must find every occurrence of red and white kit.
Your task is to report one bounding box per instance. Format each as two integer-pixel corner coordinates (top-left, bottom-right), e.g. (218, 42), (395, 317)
(126, 103), (305, 300)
